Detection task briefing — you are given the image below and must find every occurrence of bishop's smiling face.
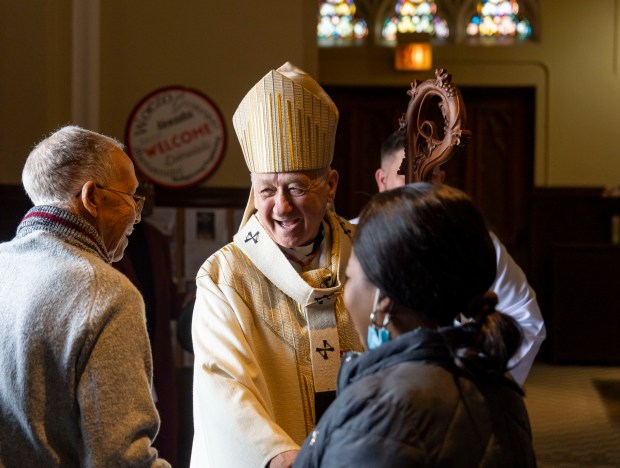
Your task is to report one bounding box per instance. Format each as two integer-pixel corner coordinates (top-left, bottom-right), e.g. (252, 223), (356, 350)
(252, 169), (338, 248)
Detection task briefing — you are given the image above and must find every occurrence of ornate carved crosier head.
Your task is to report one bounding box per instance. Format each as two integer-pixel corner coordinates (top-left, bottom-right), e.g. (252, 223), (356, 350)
(399, 69), (471, 183)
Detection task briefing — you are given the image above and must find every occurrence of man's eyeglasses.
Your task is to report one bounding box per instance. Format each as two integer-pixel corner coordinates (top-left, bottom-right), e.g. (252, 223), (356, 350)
(96, 185), (146, 213)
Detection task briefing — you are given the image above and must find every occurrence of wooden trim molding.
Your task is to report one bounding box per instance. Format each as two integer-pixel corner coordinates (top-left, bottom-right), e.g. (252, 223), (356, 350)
(155, 186), (249, 208)
(0, 183), (249, 242)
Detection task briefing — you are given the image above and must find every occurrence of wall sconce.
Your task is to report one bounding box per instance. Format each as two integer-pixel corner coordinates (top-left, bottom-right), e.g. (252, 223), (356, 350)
(395, 32), (432, 71)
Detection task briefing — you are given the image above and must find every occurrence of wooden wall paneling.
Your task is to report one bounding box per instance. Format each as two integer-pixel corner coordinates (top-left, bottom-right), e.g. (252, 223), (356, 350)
(325, 85), (408, 219)
(529, 187), (613, 305)
(550, 243), (620, 364)
(0, 183), (249, 241)
(528, 188), (620, 362)
(325, 85), (536, 272)
(445, 87), (535, 271)
(0, 184), (32, 242)
(155, 186), (248, 209)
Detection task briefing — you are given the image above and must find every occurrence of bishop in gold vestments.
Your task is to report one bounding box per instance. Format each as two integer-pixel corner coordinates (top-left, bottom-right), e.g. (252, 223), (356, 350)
(190, 62), (363, 468)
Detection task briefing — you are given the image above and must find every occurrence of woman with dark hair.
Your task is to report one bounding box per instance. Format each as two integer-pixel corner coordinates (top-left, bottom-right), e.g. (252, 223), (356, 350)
(294, 183), (536, 467)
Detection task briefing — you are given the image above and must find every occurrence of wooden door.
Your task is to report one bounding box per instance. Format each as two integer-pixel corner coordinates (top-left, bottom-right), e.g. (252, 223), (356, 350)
(324, 85), (535, 272)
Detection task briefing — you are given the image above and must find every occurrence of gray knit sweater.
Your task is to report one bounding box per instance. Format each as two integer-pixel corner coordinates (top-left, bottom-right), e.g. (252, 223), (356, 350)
(0, 206), (170, 467)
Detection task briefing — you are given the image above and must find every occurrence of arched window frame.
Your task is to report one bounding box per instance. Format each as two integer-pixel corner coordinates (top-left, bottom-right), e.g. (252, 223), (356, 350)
(376, 0), (451, 46)
(316, 0), (540, 47)
(456, 0), (539, 43)
(317, 0), (370, 46)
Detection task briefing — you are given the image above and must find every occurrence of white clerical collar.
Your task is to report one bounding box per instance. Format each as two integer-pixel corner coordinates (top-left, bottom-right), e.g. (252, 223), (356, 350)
(281, 242), (314, 262)
(278, 224), (326, 272)
(280, 237), (326, 273)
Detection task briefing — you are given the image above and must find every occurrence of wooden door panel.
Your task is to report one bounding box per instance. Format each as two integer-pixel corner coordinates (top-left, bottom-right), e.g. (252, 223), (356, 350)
(325, 85), (535, 271)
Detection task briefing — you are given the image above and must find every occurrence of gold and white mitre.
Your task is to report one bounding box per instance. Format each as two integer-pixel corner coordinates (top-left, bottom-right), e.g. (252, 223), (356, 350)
(232, 62), (339, 173)
(234, 62), (340, 227)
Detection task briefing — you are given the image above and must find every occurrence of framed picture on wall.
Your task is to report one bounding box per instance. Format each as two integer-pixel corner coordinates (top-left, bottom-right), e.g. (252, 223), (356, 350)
(183, 208), (227, 280)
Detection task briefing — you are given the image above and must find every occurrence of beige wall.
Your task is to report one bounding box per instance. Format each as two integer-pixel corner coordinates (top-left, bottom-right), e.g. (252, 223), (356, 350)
(99, 0), (316, 188)
(0, 1), (72, 185)
(319, 0), (620, 187)
(2, 0), (619, 188)
(0, 0), (316, 187)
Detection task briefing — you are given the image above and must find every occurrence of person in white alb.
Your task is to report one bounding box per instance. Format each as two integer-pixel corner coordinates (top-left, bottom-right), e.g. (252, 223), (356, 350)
(190, 62), (363, 468)
(359, 129), (546, 386)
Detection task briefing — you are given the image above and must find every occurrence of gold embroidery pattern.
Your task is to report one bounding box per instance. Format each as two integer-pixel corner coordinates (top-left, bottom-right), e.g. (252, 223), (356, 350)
(201, 212), (362, 430)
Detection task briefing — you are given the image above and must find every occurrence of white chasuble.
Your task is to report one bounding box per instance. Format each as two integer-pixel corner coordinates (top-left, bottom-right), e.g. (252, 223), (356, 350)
(235, 213), (348, 393)
(191, 211), (362, 468)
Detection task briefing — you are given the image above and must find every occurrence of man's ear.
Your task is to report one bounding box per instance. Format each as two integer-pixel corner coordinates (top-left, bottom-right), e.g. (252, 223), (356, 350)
(375, 168), (386, 192)
(326, 169), (339, 202)
(432, 168), (446, 184)
(78, 181), (99, 218)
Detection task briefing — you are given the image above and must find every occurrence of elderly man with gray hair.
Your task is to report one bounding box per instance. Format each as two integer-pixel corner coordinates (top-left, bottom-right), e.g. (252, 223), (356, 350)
(191, 63), (362, 468)
(0, 126), (169, 467)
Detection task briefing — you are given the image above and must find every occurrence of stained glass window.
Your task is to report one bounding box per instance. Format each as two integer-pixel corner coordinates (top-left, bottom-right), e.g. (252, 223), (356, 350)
(317, 0), (368, 43)
(381, 1), (449, 43)
(466, 0), (532, 39)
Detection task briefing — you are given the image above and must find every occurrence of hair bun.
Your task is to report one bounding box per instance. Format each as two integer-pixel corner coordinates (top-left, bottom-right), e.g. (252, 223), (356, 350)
(468, 291), (498, 323)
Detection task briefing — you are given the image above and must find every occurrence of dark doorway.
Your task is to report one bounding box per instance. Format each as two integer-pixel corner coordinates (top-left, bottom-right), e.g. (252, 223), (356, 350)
(325, 85), (535, 272)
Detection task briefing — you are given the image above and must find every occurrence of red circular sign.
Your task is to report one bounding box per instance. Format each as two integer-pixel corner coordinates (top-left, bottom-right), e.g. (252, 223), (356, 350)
(125, 86), (227, 189)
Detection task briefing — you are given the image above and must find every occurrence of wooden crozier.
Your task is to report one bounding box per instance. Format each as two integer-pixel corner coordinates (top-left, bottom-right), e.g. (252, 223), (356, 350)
(400, 69), (471, 183)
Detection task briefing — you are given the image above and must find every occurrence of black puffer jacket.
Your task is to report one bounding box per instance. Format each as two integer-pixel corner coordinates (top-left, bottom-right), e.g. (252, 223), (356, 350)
(294, 327), (536, 467)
